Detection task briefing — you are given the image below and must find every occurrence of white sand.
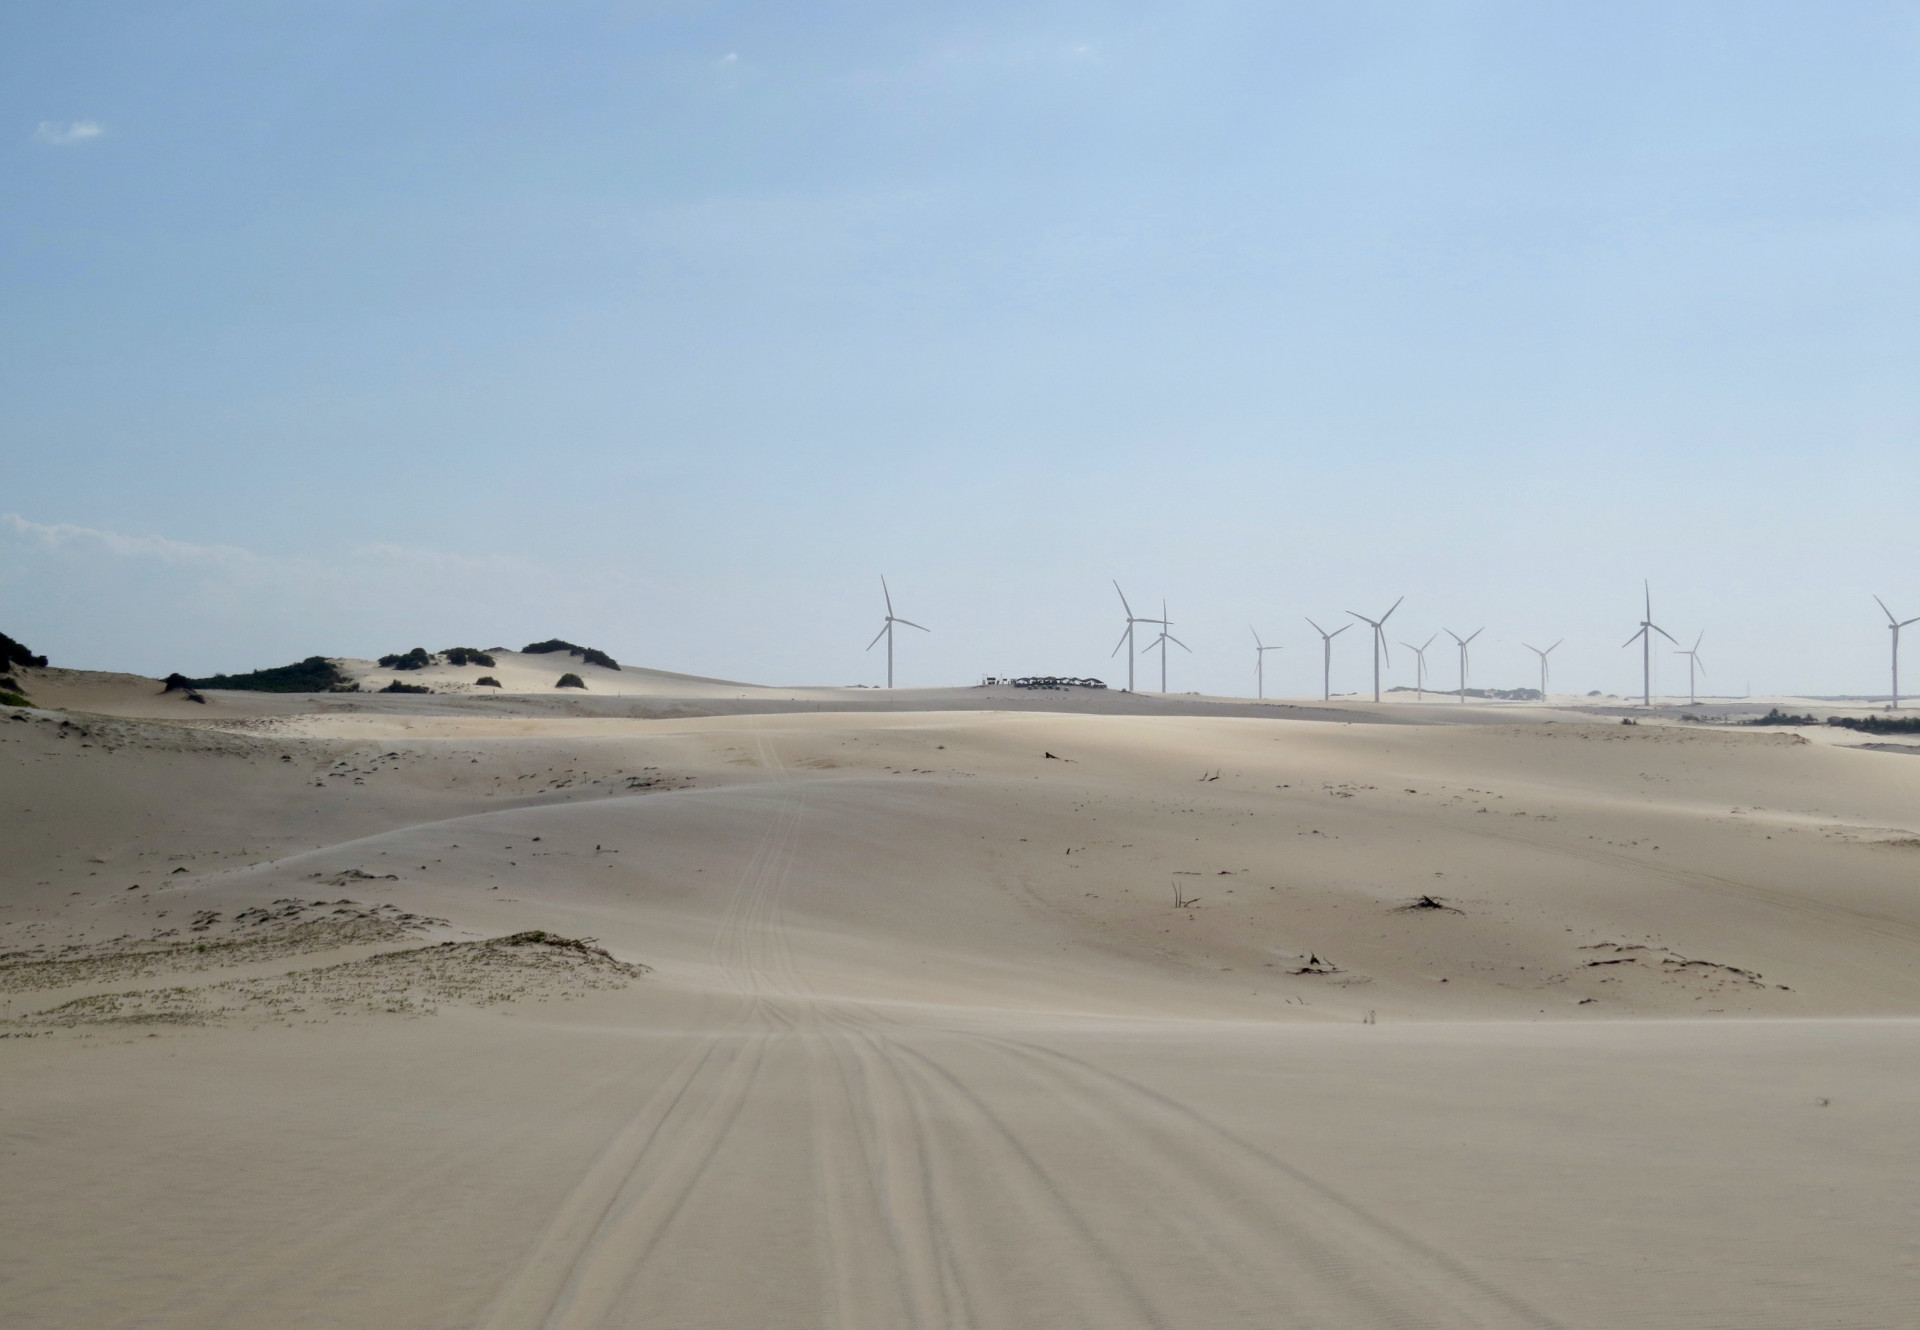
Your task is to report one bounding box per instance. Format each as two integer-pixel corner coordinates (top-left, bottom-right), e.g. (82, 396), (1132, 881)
(4, 666), (1919, 1327)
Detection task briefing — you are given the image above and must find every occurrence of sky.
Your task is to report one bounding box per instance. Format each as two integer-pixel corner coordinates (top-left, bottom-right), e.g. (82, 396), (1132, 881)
(4, 1), (1918, 699)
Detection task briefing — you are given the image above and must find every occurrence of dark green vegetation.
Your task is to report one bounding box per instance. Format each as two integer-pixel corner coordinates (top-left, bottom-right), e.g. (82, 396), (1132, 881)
(442, 647), (496, 667)
(175, 656), (349, 693)
(555, 673), (587, 689)
(0, 690), (30, 708)
(378, 647), (432, 670)
(1, 630), (47, 670)
(379, 680), (432, 694)
(1739, 708), (1920, 734)
(475, 676), (501, 688)
(523, 639), (620, 671)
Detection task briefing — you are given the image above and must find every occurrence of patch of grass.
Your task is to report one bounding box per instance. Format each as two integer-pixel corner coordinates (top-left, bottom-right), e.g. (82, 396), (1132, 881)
(177, 656), (348, 693)
(0, 690), (30, 708)
(474, 675), (501, 688)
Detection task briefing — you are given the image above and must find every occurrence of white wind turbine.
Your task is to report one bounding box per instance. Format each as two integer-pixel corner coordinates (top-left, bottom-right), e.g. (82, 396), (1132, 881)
(1346, 597), (1403, 703)
(1523, 639), (1562, 703)
(1139, 599), (1190, 693)
(1305, 618), (1351, 702)
(1401, 634), (1437, 701)
(1875, 597), (1920, 708)
(1674, 632), (1706, 706)
(1622, 581), (1676, 707)
(1445, 627), (1483, 703)
(1110, 582), (1165, 693)
(865, 576), (928, 689)
(1251, 628), (1283, 700)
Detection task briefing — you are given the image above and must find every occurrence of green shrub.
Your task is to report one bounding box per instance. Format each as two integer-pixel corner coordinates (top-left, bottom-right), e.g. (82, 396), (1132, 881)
(474, 676), (501, 688)
(0, 690), (30, 708)
(555, 673), (586, 689)
(178, 656), (347, 693)
(0, 630), (47, 670)
(442, 647), (497, 668)
(378, 647), (433, 671)
(379, 680), (432, 694)
(522, 639), (620, 671)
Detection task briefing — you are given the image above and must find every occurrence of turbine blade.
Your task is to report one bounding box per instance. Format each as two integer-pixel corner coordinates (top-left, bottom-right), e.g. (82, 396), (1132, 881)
(1112, 628), (1132, 656)
(895, 618), (930, 633)
(1466, 627), (1484, 644)
(1692, 630), (1704, 650)
(1114, 580), (1133, 617)
(1548, 639), (1562, 654)
(1652, 624), (1678, 644)
(1169, 635), (1192, 652)
(1251, 627), (1262, 648)
(1875, 594), (1895, 624)
(1901, 616), (1920, 629)
(1330, 624), (1351, 638)
(1305, 616), (1325, 636)
(866, 625), (889, 651)
(1381, 596), (1404, 623)
(1622, 629), (1644, 649)
(881, 576), (893, 616)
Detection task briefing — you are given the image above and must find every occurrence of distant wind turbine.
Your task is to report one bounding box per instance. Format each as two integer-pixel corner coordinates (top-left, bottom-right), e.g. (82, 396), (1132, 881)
(1876, 596), (1920, 709)
(1400, 634), (1437, 701)
(1674, 632), (1706, 707)
(1305, 617), (1351, 702)
(1110, 582), (1164, 693)
(865, 576), (928, 689)
(1347, 597), (1403, 703)
(1139, 600), (1191, 693)
(1251, 628), (1283, 701)
(1622, 582), (1677, 707)
(1523, 639), (1562, 703)
(1445, 627), (1483, 703)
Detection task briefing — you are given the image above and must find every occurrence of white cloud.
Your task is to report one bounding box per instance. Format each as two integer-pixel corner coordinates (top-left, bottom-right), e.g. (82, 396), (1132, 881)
(34, 120), (104, 146)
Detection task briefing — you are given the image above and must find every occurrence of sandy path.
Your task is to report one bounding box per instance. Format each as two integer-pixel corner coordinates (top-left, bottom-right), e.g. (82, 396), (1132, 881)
(6, 697), (1920, 1327)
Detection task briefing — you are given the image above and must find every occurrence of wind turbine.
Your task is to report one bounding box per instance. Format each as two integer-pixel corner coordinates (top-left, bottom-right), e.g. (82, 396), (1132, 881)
(1673, 632), (1706, 706)
(1346, 597), (1403, 703)
(1110, 582), (1164, 693)
(1876, 597), (1920, 708)
(865, 576), (928, 688)
(1622, 581), (1676, 707)
(1400, 634), (1437, 701)
(1445, 627), (1483, 703)
(1305, 618), (1350, 702)
(1139, 600), (1190, 693)
(1523, 639), (1562, 703)
(1251, 628), (1283, 701)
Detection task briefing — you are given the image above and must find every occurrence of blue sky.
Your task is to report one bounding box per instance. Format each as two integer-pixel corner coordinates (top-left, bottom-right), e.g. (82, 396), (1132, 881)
(5, 2), (1918, 697)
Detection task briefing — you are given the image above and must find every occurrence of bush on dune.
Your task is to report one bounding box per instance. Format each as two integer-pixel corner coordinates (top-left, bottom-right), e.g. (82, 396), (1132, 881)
(378, 647), (433, 671)
(177, 656), (348, 693)
(523, 639), (621, 671)
(380, 680), (432, 694)
(475, 676), (501, 688)
(1, 630), (47, 670)
(555, 673), (587, 689)
(442, 647), (497, 668)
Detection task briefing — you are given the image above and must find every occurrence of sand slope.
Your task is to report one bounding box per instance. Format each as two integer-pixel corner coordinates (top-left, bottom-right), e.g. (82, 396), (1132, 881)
(5, 684), (1920, 1327)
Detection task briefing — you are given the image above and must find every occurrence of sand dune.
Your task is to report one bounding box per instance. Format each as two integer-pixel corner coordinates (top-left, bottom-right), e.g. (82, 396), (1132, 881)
(5, 672), (1920, 1327)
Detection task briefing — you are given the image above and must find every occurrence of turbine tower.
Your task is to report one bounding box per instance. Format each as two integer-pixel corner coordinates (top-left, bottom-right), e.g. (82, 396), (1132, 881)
(1251, 628), (1283, 701)
(1674, 632), (1706, 706)
(1876, 597), (1919, 708)
(1401, 634), (1437, 701)
(1622, 581), (1676, 707)
(1139, 600), (1190, 693)
(865, 576), (928, 689)
(1305, 618), (1350, 702)
(1346, 597), (1403, 704)
(1110, 582), (1164, 693)
(1523, 639), (1562, 703)
(1445, 627), (1484, 703)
